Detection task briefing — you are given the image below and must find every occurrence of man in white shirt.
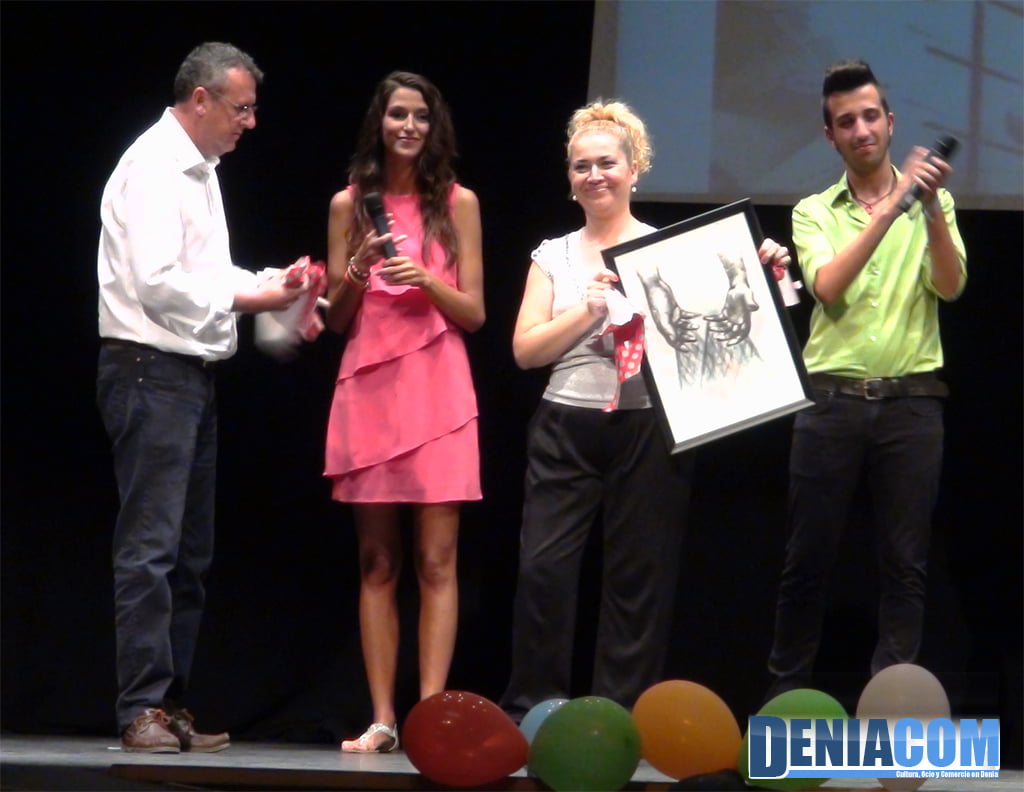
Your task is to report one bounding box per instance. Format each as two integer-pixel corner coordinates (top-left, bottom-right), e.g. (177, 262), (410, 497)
(96, 42), (312, 753)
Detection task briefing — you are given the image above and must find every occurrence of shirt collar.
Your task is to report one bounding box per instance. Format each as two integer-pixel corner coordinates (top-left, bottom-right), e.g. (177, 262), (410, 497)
(159, 107), (220, 176)
(829, 165), (901, 208)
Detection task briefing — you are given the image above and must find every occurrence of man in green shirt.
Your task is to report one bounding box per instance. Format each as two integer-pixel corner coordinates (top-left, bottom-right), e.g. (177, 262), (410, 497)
(768, 60), (967, 693)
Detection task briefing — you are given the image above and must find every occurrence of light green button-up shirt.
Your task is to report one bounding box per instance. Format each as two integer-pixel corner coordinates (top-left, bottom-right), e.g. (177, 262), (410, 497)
(792, 170), (967, 378)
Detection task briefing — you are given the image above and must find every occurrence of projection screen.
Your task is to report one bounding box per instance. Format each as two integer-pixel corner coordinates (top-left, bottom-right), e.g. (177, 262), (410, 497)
(589, 0), (1023, 210)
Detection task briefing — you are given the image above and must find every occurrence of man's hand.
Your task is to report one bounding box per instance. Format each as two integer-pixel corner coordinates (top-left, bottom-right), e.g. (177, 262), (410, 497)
(898, 145), (952, 209)
(234, 267), (311, 313)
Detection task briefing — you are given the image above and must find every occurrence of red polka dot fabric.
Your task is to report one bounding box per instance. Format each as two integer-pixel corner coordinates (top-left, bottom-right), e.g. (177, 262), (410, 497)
(600, 313), (646, 412)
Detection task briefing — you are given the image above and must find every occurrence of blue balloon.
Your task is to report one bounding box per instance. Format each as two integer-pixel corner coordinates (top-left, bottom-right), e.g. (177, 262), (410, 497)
(519, 698), (569, 744)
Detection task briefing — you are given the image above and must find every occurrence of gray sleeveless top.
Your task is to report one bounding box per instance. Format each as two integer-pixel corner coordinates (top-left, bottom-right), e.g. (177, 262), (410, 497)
(532, 229), (652, 410)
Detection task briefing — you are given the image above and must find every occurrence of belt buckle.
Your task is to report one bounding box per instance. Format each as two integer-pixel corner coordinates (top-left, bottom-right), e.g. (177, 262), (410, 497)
(862, 377), (886, 400)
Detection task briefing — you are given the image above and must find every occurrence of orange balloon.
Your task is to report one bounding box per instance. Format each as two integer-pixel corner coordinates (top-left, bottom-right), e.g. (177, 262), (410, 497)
(632, 680), (741, 780)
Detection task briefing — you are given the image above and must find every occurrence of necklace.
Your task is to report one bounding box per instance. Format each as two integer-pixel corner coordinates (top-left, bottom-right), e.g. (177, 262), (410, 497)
(849, 174), (896, 215)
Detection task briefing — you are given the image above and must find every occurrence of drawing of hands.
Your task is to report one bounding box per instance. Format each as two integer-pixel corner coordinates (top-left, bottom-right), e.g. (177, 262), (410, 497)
(638, 269), (701, 351)
(705, 251), (759, 346)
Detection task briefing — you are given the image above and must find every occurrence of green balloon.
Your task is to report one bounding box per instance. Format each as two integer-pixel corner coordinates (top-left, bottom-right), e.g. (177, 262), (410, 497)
(738, 688), (848, 791)
(528, 696), (641, 791)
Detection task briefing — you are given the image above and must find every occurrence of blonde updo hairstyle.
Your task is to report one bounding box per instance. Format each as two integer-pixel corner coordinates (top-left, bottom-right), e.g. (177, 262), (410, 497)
(566, 99), (653, 175)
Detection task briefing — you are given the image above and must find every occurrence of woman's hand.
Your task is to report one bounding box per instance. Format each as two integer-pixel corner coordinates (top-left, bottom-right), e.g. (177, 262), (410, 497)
(378, 245), (433, 287)
(585, 268), (620, 316)
(759, 237), (792, 281)
(349, 227), (407, 278)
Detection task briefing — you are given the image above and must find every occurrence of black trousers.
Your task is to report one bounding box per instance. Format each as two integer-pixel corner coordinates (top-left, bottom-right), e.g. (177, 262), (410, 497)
(501, 400), (694, 719)
(768, 391), (944, 688)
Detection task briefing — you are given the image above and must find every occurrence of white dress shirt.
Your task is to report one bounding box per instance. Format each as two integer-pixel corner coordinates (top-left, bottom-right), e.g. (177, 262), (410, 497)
(97, 108), (257, 360)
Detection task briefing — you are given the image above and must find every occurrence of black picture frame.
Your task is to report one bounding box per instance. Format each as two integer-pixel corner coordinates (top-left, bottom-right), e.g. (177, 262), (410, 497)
(602, 199), (812, 453)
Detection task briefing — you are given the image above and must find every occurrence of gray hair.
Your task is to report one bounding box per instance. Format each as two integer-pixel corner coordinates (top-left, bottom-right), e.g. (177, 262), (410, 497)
(172, 42), (263, 102)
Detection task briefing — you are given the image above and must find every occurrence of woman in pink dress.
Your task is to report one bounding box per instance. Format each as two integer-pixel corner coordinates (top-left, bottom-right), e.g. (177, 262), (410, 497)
(323, 72), (484, 753)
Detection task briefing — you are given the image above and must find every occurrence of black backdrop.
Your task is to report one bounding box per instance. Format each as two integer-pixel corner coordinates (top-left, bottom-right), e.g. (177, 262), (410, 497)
(3, 1), (1021, 763)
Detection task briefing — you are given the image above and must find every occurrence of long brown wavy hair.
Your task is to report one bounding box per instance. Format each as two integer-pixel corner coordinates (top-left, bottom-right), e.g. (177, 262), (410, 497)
(347, 71), (459, 268)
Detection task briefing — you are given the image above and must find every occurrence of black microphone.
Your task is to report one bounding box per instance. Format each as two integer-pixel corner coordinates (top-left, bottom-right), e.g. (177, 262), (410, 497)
(363, 192), (398, 258)
(897, 134), (959, 213)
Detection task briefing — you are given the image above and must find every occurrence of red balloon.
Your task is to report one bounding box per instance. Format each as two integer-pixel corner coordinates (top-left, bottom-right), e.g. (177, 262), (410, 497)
(403, 690), (529, 788)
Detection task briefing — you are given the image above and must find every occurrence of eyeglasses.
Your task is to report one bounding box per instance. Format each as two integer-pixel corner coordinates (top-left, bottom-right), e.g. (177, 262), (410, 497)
(203, 86), (258, 119)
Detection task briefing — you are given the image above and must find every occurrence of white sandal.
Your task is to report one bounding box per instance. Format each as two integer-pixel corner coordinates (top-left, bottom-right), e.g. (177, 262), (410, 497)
(340, 722), (399, 753)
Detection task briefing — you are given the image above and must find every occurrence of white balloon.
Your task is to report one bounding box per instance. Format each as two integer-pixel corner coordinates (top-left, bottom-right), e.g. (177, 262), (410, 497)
(856, 664), (951, 792)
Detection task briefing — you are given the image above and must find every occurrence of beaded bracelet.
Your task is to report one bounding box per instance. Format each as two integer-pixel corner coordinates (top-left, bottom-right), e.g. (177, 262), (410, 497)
(346, 257), (370, 289)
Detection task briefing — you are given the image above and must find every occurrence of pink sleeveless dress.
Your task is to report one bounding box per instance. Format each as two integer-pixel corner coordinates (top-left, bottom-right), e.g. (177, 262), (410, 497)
(324, 188), (481, 503)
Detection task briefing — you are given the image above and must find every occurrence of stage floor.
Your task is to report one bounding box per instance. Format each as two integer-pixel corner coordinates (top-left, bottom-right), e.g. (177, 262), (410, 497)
(1, 734), (1018, 791)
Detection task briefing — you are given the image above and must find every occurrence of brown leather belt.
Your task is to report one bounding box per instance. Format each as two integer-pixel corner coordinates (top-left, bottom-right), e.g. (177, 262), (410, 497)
(809, 372), (948, 400)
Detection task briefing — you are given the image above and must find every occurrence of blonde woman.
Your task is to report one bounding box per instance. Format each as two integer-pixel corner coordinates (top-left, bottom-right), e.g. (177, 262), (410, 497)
(501, 101), (789, 720)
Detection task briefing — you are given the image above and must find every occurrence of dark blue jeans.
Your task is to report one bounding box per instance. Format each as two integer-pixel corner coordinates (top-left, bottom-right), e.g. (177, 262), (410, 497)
(501, 401), (694, 720)
(96, 341), (217, 733)
(769, 390), (944, 686)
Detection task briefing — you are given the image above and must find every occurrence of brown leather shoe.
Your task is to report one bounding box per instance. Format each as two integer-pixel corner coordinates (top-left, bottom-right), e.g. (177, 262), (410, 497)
(122, 708), (180, 753)
(166, 708), (230, 753)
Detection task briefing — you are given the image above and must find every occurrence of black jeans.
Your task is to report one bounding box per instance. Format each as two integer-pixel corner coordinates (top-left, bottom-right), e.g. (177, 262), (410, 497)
(97, 342), (218, 732)
(769, 390), (944, 686)
(501, 401), (694, 720)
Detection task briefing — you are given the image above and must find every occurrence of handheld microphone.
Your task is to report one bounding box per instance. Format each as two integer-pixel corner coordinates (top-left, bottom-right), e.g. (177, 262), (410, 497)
(897, 134), (959, 213)
(363, 192), (398, 258)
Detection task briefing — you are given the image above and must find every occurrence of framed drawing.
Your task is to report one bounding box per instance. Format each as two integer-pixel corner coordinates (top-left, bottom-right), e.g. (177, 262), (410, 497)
(602, 199), (812, 453)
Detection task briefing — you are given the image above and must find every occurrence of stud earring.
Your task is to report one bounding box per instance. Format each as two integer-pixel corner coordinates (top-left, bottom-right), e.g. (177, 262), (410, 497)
(631, 185), (637, 193)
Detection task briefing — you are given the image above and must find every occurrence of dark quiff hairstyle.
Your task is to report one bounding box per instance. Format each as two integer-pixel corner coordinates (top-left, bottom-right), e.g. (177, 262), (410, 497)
(821, 59), (890, 127)
(347, 71), (459, 268)
(173, 42), (263, 103)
